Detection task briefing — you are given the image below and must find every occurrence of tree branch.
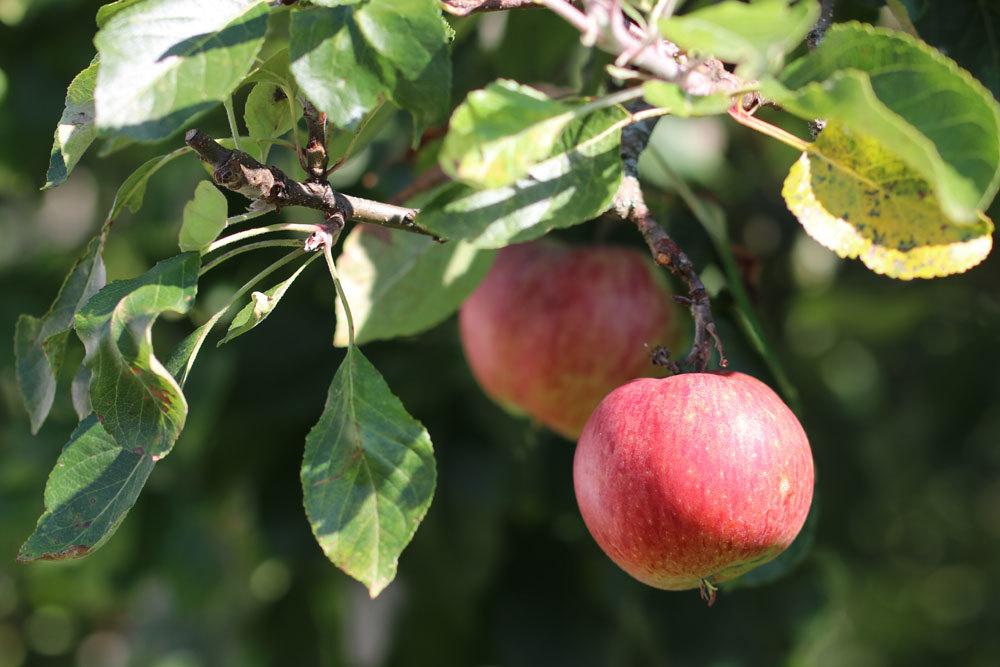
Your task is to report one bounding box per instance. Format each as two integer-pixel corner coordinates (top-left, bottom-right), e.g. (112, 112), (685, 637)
(184, 130), (439, 240)
(301, 100), (329, 182)
(441, 0), (543, 15)
(611, 103), (726, 373)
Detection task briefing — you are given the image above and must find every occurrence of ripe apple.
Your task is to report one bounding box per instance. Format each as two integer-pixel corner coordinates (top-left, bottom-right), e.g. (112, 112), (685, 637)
(573, 371), (813, 593)
(459, 240), (677, 439)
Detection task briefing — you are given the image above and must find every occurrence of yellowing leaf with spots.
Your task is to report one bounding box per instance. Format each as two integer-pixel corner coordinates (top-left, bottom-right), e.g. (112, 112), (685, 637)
(783, 123), (993, 280)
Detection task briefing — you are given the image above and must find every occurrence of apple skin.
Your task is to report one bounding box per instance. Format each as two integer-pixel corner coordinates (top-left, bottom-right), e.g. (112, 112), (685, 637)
(459, 240), (677, 439)
(573, 371), (813, 590)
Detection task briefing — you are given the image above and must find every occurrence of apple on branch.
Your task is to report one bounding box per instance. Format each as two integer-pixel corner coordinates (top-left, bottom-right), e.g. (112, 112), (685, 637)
(459, 240), (679, 439)
(573, 371), (814, 602)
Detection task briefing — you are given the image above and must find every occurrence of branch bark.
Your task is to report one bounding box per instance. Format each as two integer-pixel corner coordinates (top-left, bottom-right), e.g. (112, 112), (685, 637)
(184, 130), (437, 239)
(441, 0), (543, 15)
(611, 103), (726, 372)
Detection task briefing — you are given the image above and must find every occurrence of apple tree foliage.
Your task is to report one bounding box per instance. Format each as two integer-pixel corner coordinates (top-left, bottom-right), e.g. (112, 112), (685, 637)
(13, 0), (1000, 597)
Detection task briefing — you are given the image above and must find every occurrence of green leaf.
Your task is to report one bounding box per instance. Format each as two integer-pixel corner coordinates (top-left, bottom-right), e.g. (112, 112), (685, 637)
(107, 148), (189, 222)
(659, 0), (819, 78)
(763, 22), (1000, 223)
(783, 123), (993, 279)
(179, 181), (228, 253)
(642, 81), (732, 117)
(439, 80), (579, 189)
(416, 106), (626, 248)
(44, 58), (98, 190)
(95, 0), (144, 28)
(75, 253), (200, 461)
(914, 2), (1000, 99)
(302, 346), (436, 597)
(94, 0), (270, 141)
(244, 81), (299, 156)
(219, 253), (319, 345)
(289, 2), (451, 133)
(333, 226), (494, 346)
(17, 414), (155, 562)
(15, 236), (106, 433)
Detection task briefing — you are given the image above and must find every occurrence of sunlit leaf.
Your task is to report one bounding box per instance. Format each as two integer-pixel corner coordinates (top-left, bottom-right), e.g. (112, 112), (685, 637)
(17, 415), (154, 562)
(642, 81), (732, 117)
(219, 253), (319, 345)
(659, 0), (819, 78)
(75, 253), (200, 460)
(439, 79), (577, 188)
(302, 346), (436, 597)
(417, 106), (626, 248)
(179, 181), (228, 253)
(783, 123), (993, 279)
(334, 226), (494, 346)
(94, 0), (269, 141)
(44, 57), (98, 189)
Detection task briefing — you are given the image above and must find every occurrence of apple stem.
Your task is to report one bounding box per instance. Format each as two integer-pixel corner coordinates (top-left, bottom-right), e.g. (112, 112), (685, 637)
(699, 578), (718, 607)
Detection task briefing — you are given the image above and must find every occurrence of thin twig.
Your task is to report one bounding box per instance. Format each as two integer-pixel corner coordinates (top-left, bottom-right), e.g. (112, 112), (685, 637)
(611, 101), (726, 372)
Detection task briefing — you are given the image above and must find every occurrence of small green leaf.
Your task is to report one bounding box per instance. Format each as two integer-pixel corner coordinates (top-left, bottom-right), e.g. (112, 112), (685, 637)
(44, 58), (99, 190)
(783, 123), (993, 279)
(107, 149), (190, 222)
(18, 414), (155, 562)
(659, 0), (819, 78)
(334, 226), (494, 346)
(764, 22), (1000, 223)
(219, 254), (319, 345)
(165, 315), (223, 389)
(302, 346), (436, 597)
(179, 181), (228, 253)
(75, 253), (200, 460)
(642, 81), (732, 117)
(15, 236), (106, 433)
(244, 81), (299, 152)
(417, 106), (626, 248)
(439, 80), (578, 189)
(94, 0), (270, 141)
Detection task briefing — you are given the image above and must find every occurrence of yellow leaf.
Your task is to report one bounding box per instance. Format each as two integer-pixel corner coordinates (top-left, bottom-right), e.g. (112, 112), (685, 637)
(782, 123), (993, 280)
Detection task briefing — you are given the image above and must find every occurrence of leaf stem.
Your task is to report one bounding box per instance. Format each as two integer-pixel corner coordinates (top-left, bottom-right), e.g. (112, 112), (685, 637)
(224, 98), (242, 152)
(226, 205), (276, 228)
(206, 223), (320, 253)
(199, 239), (304, 276)
(728, 105), (811, 153)
(323, 240), (354, 347)
(885, 0), (920, 38)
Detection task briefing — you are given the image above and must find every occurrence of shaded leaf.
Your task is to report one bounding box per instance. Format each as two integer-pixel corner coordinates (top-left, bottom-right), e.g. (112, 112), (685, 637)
(417, 106), (626, 248)
(302, 346), (436, 597)
(179, 181), (228, 253)
(334, 226), (494, 346)
(244, 81), (299, 162)
(44, 58), (98, 190)
(219, 253), (319, 345)
(439, 79), (577, 189)
(659, 0), (819, 78)
(642, 81), (732, 117)
(94, 0), (269, 141)
(15, 236), (106, 433)
(75, 253), (200, 460)
(289, 2), (450, 133)
(764, 22), (1000, 223)
(17, 415), (155, 562)
(783, 123), (993, 279)
(914, 1), (1000, 99)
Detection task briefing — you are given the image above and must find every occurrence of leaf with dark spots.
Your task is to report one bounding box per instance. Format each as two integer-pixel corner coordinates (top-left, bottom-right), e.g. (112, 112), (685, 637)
(19, 414), (155, 562)
(75, 253), (200, 460)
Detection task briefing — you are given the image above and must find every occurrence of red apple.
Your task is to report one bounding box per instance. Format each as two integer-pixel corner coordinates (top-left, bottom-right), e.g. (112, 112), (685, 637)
(573, 371), (813, 592)
(460, 240), (677, 439)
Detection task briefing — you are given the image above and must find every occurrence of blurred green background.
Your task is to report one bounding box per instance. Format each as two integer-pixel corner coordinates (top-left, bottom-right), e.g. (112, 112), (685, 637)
(2, 1), (1000, 665)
